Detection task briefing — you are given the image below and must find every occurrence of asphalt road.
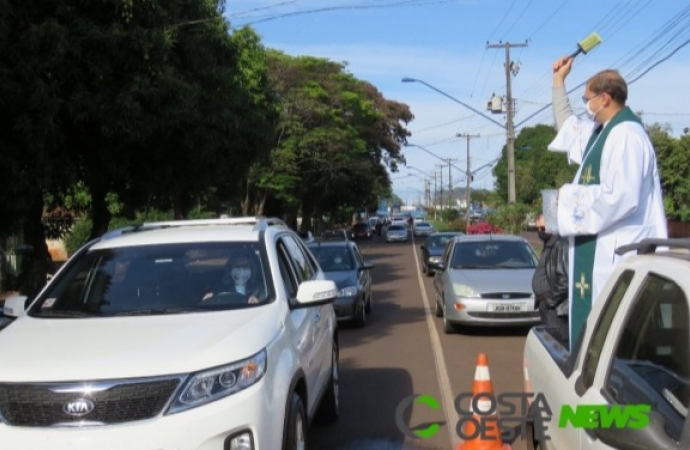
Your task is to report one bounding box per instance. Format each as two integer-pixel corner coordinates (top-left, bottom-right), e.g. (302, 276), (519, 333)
(308, 232), (533, 450)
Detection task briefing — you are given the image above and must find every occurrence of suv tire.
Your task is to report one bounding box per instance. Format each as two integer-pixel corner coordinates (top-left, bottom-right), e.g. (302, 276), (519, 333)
(283, 392), (307, 450)
(315, 341), (340, 423)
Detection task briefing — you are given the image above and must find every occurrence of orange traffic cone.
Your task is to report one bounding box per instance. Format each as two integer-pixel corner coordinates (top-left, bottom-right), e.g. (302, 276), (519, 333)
(457, 353), (511, 450)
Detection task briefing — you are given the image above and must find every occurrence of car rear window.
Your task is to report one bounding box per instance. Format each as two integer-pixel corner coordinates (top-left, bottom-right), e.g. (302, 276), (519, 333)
(452, 241), (537, 269)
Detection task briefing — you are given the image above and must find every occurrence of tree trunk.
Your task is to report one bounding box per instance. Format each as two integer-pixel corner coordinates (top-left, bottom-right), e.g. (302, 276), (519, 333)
(88, 181), (112, 240)
(17, 192), (53, 298)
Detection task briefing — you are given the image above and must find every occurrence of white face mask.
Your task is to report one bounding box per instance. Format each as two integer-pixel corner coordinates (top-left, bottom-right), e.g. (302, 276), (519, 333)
(231, 267), (251, 286)
(585, 97), (603, 122)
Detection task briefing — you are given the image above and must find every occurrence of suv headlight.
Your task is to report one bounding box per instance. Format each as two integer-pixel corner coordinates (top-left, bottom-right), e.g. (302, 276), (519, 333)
(167, 350), (267, 414)
(338, 286), (358, 297)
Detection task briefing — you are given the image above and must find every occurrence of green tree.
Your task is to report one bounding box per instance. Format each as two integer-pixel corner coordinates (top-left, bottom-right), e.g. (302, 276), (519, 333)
(256, 52), (412, 228)
(493, 125), (577, 205)
(649, 125), (690, 220)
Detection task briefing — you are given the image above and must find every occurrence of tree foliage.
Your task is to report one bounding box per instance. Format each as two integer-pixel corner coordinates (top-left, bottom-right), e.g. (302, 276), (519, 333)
(249, 51), (413, 229)
(493, 124), (577, 206)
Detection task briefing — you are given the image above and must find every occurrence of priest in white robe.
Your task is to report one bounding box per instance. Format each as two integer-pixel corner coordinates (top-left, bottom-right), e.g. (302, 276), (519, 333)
(544, 56), (667, 348)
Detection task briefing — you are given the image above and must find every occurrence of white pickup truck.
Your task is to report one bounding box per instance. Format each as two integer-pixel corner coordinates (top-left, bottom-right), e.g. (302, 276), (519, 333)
(523, 238), (690, 450)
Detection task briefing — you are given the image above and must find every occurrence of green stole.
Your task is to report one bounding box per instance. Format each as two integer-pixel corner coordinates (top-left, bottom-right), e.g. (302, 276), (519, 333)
(570, 107), (641, 346)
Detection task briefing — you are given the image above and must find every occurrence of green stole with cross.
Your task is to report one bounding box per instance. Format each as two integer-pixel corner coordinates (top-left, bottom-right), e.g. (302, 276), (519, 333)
(570, 106), (641, 346)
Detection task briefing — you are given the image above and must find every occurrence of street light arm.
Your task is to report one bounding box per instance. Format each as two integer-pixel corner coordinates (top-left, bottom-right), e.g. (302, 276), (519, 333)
(402, 77), (507, 129)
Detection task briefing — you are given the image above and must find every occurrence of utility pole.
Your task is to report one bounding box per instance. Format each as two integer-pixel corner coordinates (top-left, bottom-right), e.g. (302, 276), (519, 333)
(457, 133), (480, 227)
(435, 164), (445, 213)
(433, 171), (437, 220)
(487, 41), (527, 204)
(447, 159), (458, 212)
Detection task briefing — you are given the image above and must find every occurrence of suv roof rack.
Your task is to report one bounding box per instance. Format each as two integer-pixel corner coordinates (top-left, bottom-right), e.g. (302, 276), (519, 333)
(100, 217), (287, 241)
(615, 238), (690, 256)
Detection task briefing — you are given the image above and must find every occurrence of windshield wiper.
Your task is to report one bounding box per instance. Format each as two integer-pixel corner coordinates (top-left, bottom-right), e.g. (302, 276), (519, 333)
(32, 310), (99, 318)
(112, 307), (204, 316)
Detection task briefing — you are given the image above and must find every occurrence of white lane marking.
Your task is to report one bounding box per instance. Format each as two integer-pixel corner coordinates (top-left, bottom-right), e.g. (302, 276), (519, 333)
(411, 235), (461, 448)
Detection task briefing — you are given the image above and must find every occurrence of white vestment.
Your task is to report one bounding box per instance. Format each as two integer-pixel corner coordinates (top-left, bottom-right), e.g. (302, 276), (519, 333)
(548, 114), (667, 305)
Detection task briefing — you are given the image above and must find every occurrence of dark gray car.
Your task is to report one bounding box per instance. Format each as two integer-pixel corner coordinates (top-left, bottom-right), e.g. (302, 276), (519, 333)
(307, 240), (374, 327)
(420, 232), (464, 276)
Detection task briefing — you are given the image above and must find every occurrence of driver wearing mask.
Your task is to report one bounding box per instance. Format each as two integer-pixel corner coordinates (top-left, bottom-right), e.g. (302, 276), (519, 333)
(203, 250), (263, 304)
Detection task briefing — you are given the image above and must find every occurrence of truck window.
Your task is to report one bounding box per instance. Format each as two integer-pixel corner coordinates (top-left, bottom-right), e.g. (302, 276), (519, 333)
(580, 270), (635, 390)
(604, 273), (689, 441)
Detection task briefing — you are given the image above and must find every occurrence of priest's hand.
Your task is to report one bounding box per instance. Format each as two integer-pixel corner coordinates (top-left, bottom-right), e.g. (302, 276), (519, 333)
(553, 56), (573, 86)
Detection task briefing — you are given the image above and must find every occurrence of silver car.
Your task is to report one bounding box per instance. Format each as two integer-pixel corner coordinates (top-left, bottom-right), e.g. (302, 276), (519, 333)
(433, 234), (540, 333)
(386, 224), (408, 242)
(412, 221), (434, 237)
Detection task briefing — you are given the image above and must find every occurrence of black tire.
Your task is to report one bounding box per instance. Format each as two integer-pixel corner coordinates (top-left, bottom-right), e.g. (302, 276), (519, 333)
(365, 294), (372, 313)
(435, 295), (443, 318)
(352, 299), (366, 327)
(315, 341), (340, 423)
(283, 392), (307, 450)
(443, 310), (455, 334)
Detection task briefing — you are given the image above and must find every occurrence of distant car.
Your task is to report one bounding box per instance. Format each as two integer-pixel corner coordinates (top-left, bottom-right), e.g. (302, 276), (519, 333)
(308, 240), (374, 327)
(385, 224), (408, 243)
(351, 222), (372, 240)
(412, 221), (434, 237)
(433, 234), (540, 333)
(419, 232), (463, 276)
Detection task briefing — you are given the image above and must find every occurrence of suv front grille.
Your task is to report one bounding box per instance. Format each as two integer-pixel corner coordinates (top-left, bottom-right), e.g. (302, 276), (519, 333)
(0, 378), (181, 427)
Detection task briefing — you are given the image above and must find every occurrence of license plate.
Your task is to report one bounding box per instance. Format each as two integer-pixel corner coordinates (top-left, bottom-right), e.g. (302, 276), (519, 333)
(490, 303), (523, 312)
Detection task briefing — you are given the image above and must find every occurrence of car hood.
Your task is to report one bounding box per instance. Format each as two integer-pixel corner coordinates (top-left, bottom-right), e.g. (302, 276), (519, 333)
(0, 307), (281, 381)
(448, 268), (534, 293)
(322, 271), (357, 288)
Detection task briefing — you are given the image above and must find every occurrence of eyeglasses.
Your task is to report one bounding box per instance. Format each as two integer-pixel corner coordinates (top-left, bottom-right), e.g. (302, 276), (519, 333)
(581, 93), (602, 105)
(231, 263), (250, 270)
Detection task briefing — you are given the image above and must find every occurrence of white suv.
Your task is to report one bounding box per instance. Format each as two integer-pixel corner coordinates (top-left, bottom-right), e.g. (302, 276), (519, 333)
(0, 218), (340, 450)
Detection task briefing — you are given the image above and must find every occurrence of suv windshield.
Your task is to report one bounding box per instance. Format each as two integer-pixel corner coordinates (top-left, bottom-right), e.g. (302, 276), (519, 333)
(30, 242), (273, 317)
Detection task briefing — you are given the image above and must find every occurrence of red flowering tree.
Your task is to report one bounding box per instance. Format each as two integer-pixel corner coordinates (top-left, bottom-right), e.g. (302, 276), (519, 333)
(466, 222), (503, 234)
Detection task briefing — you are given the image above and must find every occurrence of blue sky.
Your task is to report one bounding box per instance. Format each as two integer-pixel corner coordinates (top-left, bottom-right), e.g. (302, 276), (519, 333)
(227, 1), (690, 204)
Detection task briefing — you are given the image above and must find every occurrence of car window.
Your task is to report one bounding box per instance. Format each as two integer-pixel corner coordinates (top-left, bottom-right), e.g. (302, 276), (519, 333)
(580, 270), (635, 389)
(30, 242), (272, 316)
(352, 245), (365, 267)
(308, 246), (354, 272)
(281, 235), (315, 283)
(388, 225), (405, 231)
(603, 273), (689, 441)
(429, 235), (455, 249)
(277, 241), (299, 299)
(451, 241), (537, 269)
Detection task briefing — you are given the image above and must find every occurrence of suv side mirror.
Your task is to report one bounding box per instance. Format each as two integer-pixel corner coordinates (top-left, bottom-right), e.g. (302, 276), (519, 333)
(3, 296), (28, 318)
(294, 280), (338, 307)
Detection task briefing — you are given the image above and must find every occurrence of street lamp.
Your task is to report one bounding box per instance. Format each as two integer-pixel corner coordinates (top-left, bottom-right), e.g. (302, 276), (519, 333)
(402, 77), (517, 205)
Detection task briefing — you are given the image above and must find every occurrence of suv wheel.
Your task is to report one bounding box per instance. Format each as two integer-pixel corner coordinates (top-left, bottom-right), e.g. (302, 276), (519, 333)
(283, 392), (307, 450)
(365, 294), (372, 313)
(315, 341), (340, 423)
